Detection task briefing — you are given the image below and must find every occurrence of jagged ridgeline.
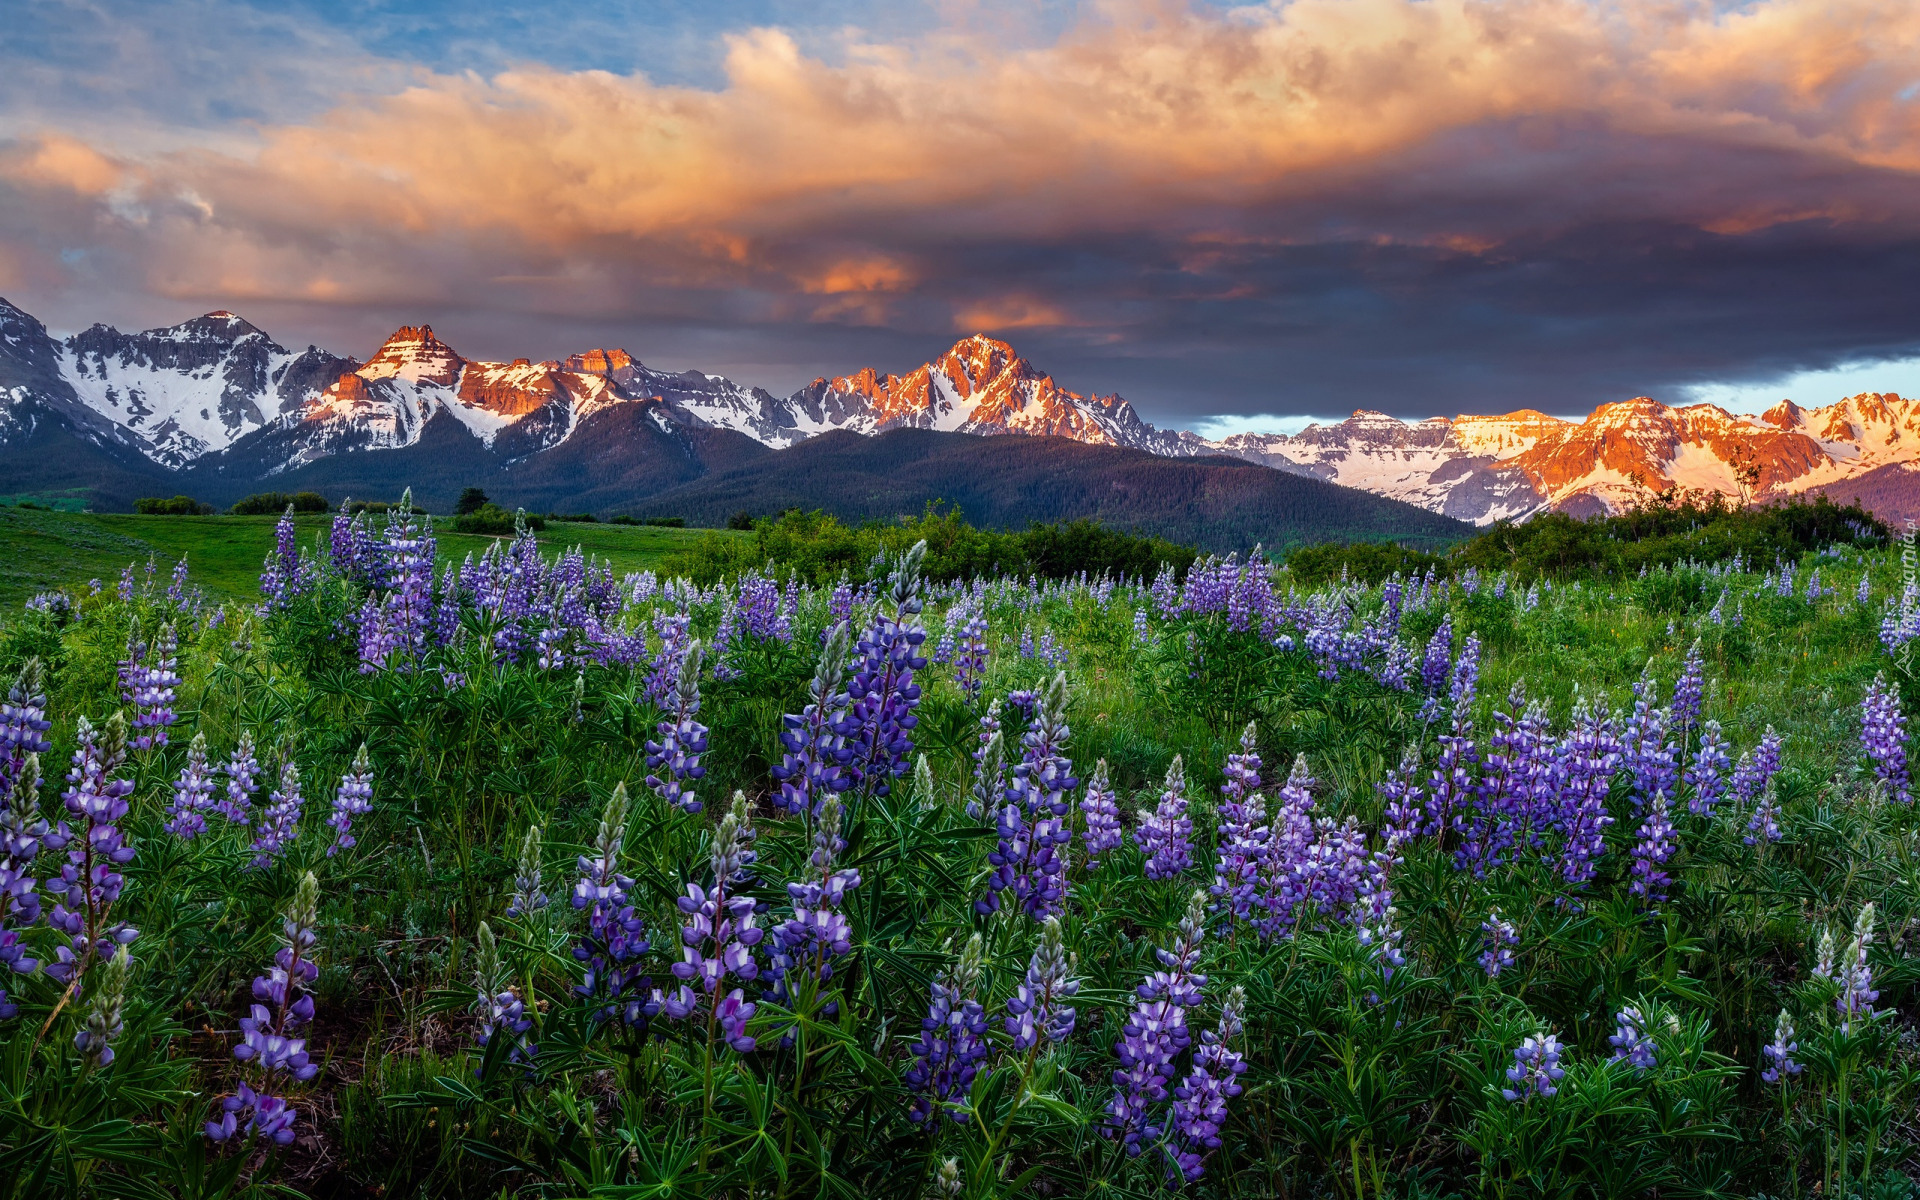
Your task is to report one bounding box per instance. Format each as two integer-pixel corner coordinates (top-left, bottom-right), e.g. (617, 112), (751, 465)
(3, 296), (1916, 529)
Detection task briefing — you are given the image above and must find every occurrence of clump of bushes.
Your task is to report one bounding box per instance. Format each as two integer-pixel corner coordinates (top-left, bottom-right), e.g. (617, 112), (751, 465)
(230, 491), (329, 515)
(135, 495), (215, 516)
(453, 503), (544, 535)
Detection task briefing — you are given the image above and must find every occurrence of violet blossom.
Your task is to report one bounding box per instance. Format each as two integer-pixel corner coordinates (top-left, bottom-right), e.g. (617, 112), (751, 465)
(905, 932), (990, 1125)
(1480, 909), (1519, 977)
(978, 671), (1076, 921)
(1502, 1034), (1566, 1102)
(839, 541), (929, 798)
(1166, 985), (1249, 1183)
(1628, 790), (1677, 905)
(570, 785), (656, 1029)
(1138, 756), (1193, 882)
(165, 732), (217, 840)
(660, 792), (763, 1051)
(247, 759), (305, 870)
(1860, 673), (1911, 803)
(1761, 1009), (1801, 1084)
(1107, 890), (1208, 1153)
(1081, 758), (1123, 868)
(217, 730), (262, 824)
(771, 623), (851, 818)
(208, 870), (320, 1146)
(472, 921), (534, 1069)
(768, 793), (862, 1017)
(46, 713), (137, 986)
(645, 640), (709, 814)
(1005, 914), (1080, 1051)
(1608, 1006), (1657, 1070)
(324, 744), (374, 857)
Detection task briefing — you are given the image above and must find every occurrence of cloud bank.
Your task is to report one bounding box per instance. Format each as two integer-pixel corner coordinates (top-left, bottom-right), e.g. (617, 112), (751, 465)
(4, 0), (1920, 424)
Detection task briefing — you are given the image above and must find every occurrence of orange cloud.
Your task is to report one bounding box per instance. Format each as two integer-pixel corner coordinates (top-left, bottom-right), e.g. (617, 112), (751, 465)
(952, 297), (1076, 331)
(9, 0), (1920, 316)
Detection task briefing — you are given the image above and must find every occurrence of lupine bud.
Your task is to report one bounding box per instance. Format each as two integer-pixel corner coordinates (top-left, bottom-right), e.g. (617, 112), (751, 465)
(74, 944), (131, 1065)
(507, 824), (549, 918)
(1761, 1009), (1801, 1084)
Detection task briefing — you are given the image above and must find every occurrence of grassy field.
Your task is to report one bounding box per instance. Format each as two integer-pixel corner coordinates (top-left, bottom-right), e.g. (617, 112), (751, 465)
(0, 507), (733, 607)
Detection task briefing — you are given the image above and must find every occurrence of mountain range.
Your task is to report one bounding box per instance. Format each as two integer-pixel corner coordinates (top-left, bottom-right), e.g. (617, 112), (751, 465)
(1, 297), (1913, 535)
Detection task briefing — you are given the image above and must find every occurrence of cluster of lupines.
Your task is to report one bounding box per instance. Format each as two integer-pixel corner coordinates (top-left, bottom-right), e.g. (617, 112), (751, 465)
(645, 641), (709, 813)
(905, 933), (991, 1125)
(978, 672), (1076, 920)
(570, 788), (656, 1028)
(1816, 903), (1881, 1035)
(258, 505), (313, 612)
(1107, 891), (1210, 1157)
(661, 792), (762, 1051)
(208, 871), (320, 1147)
(1166, 986), (1249, 1182)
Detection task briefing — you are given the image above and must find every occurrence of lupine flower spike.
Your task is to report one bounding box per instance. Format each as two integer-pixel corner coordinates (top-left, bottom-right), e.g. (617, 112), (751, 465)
(1139, 756), (1193, 881)
(1608, 1006), (1657, 1070)
(473, 921), (534, 1069)
(165, 732), (217, 840)
(906, 932), (990, 1125)
(1081, 758), (1122, 868)
(1502, 1034), (1566, 1102)
(1006, 915), (1080, 1051)
(325, 744), (373, 856)
(1761, 1009), (1801, 1083)
(209, 871), (320, 1146)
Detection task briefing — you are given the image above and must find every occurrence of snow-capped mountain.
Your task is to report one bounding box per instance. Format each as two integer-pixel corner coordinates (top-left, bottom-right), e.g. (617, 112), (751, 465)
(1208, 396), (1920, 523)
(2, 295), (1914, 523)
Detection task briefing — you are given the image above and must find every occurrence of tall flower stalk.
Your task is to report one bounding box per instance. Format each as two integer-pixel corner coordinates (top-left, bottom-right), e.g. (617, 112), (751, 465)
(646, 641), (709, 814)
(208, 871), (321, 1147)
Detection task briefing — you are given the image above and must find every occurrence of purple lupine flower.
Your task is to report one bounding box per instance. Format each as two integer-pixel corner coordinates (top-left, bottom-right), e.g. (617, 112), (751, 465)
(1377, 743), (1424, 854)
(1005, 914), (1080, 1051)
(1836, 903), (1879, 1035)
(1138, 757), (1193, 882)
(1480, 909), (1519, 977)
(506, 824), (549, 920)
(1212, 721), (1268, 922)
(1554, 694), (1620, 889)
(570, 785), (657, 1029)
(1166, 986), (1249, 1183)
(73, 944), (131, 1065)
(1608, 1006), (1657, 1070)
(0, 658), (52, 796)
(1671, 639), (1705, 737)
(905, 932), (991, 1125)
(165, 732), (217, 840)
(839, 541), (929, 798)
(1857, 574), (1872, 606)
(1132, 607), (1154, 647)
(1081, 758), (1123, 868)
(1745, 780), (1782, 846)
(1686, 720), (1731, 816)
(217, 730), (262, 824)
(645, 640), (709, 814)
(1254, 754), (1319, 939)
(771, 624), (851, 817)
(1456, 682), (1545, 876)
(1628, 790), (1677, 905)
(1860, 673), (1911, 803)
(1106, 890), (1208, 1153)
(208, 871), (320, 1146)
(660, 792), (763, 1044)
(247, 760), (305, 870)
(955, 611), (989, 706)
(1353, 888), (1405, 983)
(1730, 725), (1784, 809)
(324, 744), (374, 857)
(46, 713), (137, 987)
(978, 672), (1076, 921)
(1502, 1034), (1566, 1102)
(1419, 617), (1453, 695)
(258, 504), (308, 612)
(128, 622), (181, 751)
(1019, 625), (1035, 659)
(356, 492), (436, 674)
(1623, 667), (1677, 811)
(0, 753), (45, 1016)
(1761, 1009), (1801, 1084)
(968, 724), (1005, 825)
(472, 921), (535, 1070)
(768, 793), (862, 1018)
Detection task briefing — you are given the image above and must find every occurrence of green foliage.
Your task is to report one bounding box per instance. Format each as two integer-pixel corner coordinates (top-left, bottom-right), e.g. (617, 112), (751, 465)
(453, 486), (490, 516)
(451, 504), (545, 534)
(229, 492), (329, 516)
(1458, 494), (1889, 579)
(673, 506), (1200, 586)
(1287, 540), (1449, 585)
(134, 495), (215, 516)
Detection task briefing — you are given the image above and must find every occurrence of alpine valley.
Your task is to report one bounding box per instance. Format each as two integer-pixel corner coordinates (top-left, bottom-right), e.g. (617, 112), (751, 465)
(2, 297), (1915, 537)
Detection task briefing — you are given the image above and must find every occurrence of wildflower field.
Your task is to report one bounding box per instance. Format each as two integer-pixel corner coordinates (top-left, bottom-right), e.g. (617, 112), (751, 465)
(2, 494), (1919, 1199)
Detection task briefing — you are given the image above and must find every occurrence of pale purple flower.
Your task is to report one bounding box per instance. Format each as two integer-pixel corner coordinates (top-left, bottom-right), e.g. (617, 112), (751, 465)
(1081, 758), (1123, 868)
(768, 794), (862, 1017)
(1005, 915), (1080, 1051)
(661, 793), (763, 1044)
(46, 713), (137, 986)
(1502, 1034), (1565, 1102)
(1166, 986), (1248, 1182)
(645, 640), (709, 814)
(1608, 1006), (1657, 1070)
(570, 786), (656, 1029)
(1479, 909), (1519, 977)
(165, 732), (217, 840)
(839, 541), (929, 797)
(1686, 720), (1731, 816)
(247, 760), (304, 870)
(1671, 639), (1705, 736)
(771, 624), (851, 817)
(1745, 780), (1782, 846)
(472, 921), (534, 1069)
(324, 744), (373, 856)
(906, 933), (990, 1125)
(978, 672), (1076, 921)
(1629, 790), (1677, 905)
(1860, 673), (1911, 803)
(217, 731), (262, 824)
(1107, 891), (1208, 1153)
(1761, 1009), (1801, 1084)
(73, 945), (130, 1065)
(1836, 903), (1879, 1035)
(208, 871), (320, 1146)
(1139, 757), (1193, 881)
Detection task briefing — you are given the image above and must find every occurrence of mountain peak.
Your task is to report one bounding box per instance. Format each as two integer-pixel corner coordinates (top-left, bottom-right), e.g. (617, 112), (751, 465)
(361, 324), (463, 386)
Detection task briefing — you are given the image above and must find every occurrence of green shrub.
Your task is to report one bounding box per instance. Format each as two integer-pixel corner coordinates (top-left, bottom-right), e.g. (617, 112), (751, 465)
(452, 503), (544, 535)
(134, 495), (214, 516)
(230, 491), (329, 515)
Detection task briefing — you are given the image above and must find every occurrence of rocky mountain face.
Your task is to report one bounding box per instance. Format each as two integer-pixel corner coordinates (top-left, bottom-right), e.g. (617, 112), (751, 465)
(0, 295), (1913, 523)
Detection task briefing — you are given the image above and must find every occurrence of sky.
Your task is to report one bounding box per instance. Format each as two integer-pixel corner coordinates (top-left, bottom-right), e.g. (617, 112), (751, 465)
(4, 0), (1920, 433)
